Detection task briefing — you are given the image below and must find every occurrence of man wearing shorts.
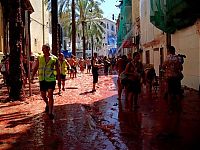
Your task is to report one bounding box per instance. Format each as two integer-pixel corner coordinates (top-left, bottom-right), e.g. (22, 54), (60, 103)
(163, 46), (183, 113)
(92, 53), (102, 92)
(58, 53), (70, 94)
(32, 44), (60, 119)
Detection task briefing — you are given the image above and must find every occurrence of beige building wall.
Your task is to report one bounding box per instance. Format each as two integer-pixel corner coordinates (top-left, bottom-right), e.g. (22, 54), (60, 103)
(131, 0), (140, 54)
(140, 0), (166, 75)
(171, 21), (200, 90)
(140, 0), (200, 90)
(30, 0), (50, 54)
(132, 0), (140, 23)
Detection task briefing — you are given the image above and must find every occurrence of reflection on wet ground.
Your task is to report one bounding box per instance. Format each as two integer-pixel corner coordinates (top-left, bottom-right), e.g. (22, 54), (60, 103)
(0, 72), (200, 150)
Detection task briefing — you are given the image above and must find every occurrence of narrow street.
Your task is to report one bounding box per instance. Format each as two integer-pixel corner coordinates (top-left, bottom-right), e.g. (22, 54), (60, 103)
(0, 71), (200, 150)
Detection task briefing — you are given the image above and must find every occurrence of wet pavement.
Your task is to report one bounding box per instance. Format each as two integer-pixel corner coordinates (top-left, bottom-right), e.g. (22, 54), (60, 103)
(0, 71), (200, 150)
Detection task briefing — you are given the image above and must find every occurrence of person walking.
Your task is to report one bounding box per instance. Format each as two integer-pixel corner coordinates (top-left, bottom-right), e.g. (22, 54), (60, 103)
(1, 55), (8, 85)
(78, 57), (85, 74)
(69, 55), (77, 79)
(145, 64), (157, 93)
(163, 46), (183, 113)
(125, 52), (144, 111)
(58, 53), (70, 94)
(31, 44), (60, 119)
(86, 57), (92, 73)
(92, 53), (103, 92)
(0, 55), (10, 92)
(115, 55), (128, 100)
(103, 56), (111, 75)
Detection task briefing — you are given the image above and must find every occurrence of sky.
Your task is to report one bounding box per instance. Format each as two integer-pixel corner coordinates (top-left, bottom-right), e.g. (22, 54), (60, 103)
(100, 0), (120, 21)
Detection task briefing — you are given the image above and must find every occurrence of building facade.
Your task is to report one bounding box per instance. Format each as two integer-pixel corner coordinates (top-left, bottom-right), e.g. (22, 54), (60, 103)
(171, 20), (200, 90)
(140, 0), (166, 75)
(98, 18), (117, 57)
(30, 0), (50, 55)
(116, 0), (200, 90)
(117, 0), (133, 56)
(140, 0), (200, 90)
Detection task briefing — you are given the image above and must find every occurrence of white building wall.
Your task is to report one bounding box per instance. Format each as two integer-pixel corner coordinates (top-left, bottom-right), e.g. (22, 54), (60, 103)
(30, 0), (50, 54)
(172, 23), (200, 90)
(140, 0), (166, 75)
(140, 0), (200, 90)
(99, 18), (117, 57)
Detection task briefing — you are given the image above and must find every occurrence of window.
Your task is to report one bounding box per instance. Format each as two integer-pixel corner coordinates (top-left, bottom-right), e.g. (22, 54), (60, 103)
(146, 50), (150, 64)
(34, 38), (37, 46)
(100, 22), (106, 28)
(111, 25), (114, 31)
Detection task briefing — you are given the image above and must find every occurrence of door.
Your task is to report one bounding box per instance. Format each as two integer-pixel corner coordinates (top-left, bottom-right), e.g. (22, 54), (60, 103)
(153, 48), (159, 76)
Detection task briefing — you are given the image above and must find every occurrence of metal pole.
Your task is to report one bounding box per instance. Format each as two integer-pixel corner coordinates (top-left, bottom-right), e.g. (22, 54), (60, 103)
(72, 0), (76, 56)
(42, 0), (45, 44)
(82, 21), (86, 59)
(52, 0), (58, 56)
(25, 10), (32, 96)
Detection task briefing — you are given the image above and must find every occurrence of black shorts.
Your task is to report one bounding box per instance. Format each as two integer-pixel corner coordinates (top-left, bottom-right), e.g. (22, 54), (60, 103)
(71, 66), (77, 73)
(87, 65), (91, 69)
(60, 74), (66, 80)
(39, 80), (56, 92)
(92, 72), (98, 83)
(167, 77), (181, 95)
(127, 80), (141, 94)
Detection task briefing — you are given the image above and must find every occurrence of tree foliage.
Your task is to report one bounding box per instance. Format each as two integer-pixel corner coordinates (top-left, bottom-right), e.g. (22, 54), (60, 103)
(46, 0), (106, 52)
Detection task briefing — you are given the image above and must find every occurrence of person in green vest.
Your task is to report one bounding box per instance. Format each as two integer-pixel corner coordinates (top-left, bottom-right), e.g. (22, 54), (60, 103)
(58, 53), (71, 94)
(31, 44), (60, 120)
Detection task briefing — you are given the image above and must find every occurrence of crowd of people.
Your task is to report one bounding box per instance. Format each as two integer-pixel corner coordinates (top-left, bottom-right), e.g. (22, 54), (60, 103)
(29, 44), (117, 119)
(0, 44), (184, 119)
(115, 46), (184, 113)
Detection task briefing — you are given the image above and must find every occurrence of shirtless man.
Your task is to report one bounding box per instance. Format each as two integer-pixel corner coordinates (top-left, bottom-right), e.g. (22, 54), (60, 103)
(68, 56), (77, 78)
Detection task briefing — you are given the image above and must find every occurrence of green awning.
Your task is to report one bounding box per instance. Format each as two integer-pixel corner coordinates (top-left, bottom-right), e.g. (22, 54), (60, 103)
(150, 0), (200, 33)
(117, 0), (132, 47)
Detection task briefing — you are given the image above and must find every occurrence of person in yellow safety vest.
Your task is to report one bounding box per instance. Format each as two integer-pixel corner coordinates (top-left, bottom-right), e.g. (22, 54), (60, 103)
(31, 44), (60, 120)
(58, 53), (71, 94)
